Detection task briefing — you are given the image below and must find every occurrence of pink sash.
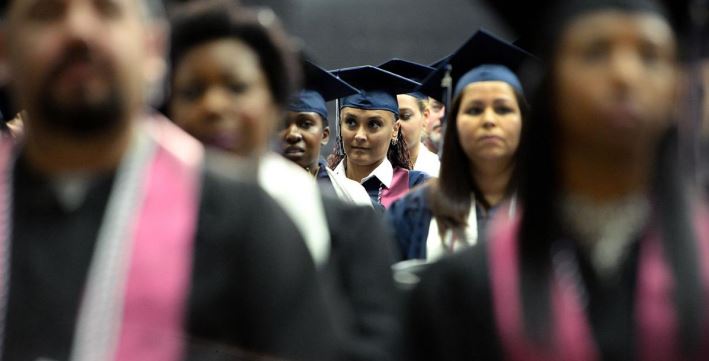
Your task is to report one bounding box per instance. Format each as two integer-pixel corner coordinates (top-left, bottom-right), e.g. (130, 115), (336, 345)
(113, 118), (203, 360)
(380, 167), (410, 209)
(489, 207), (709, 361)
(0, 117), (203, 361)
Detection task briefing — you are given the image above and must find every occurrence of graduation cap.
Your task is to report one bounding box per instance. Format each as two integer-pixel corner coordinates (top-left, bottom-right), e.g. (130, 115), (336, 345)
(287, 61), (359, 121)
(333, 65), (421, 117)
(417, 29), (535, 104)
(378, 59), (436, 100)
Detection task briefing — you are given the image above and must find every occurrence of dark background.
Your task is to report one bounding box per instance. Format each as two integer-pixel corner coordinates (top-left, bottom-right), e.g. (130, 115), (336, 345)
(236, 0), (512, 155)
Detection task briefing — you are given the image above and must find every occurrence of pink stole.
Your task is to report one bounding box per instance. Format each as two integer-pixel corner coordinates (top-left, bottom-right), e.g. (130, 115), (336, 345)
(380, 167), (410, 209)
(0, 117), (203, 361)
(113, 118), (203, 360)
(489, 207), (709, 361)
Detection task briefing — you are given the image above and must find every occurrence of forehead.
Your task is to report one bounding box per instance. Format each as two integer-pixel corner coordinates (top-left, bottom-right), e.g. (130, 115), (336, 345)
(560, 10), (676, 49)
(7, 0), (145, 20)
(459, 81), (517, 100)
(341, 107), (395, 120)
(396, 94), (420, 108)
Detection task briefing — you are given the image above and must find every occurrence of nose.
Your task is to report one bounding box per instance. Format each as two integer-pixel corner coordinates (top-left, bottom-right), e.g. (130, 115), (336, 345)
(609, 47), (643, 94)
(285, 124), (303, 144)
(354, 125), (367, 143)
(201, 87), (232, 121)
(64, 2), (101, 42)
(481, 107), (497, 129)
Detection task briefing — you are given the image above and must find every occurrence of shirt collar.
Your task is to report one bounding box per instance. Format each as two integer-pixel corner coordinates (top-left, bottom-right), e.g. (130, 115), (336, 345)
(334, 158), (394, 188)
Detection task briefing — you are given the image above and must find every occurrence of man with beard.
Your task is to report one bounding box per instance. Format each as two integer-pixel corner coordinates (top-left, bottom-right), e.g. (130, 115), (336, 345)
(422, 98), (444, 156)
(0, 0), (339, 360)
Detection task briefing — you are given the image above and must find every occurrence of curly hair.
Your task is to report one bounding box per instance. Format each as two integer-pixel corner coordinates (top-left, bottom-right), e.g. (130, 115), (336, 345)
(168, 0), (300, 108)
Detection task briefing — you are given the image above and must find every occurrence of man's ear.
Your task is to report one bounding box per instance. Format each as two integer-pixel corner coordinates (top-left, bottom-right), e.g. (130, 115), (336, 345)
(321, 126), (330, 145)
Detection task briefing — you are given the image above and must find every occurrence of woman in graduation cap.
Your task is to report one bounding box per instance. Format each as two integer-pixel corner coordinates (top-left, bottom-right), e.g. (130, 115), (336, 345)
(379, 59), (441, 177)
(386, 30), (531, 265)
(167, 3), (402, 360)
(405, 1), (709, 360)
(328, 66), (430, 211)
(280, 60), (372, 206)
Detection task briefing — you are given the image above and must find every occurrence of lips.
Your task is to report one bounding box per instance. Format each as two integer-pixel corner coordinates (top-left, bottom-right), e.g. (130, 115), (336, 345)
(283, 146), (305, 156)
(602, 102), (643, 129)
(477, 135), (504, 144)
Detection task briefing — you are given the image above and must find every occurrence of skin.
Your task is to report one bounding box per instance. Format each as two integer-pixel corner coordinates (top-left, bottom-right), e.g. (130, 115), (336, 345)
(423, 97), (444, 154)
(456, 81), (522, 207)
(396, 94), (427, 165)
(2, 0), (163, 174)
(339, 107), (399, 183)
(280, 111), (329, 175)
(554, 10), (678, 201)
(169, 39), (280, 157)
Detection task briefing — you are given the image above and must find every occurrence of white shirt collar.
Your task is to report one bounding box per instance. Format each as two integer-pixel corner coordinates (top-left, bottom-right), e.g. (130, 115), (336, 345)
(414, 144), (441, 177)
(334, 158), (394, 188)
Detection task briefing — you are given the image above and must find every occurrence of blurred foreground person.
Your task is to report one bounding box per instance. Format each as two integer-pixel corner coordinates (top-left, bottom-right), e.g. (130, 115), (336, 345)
(0, 0), (338, 360)
(387, 30), (531, 265)
(407, 1), (709, 360)
(168, 2), (401, 360)
(281, 60), (372, 206)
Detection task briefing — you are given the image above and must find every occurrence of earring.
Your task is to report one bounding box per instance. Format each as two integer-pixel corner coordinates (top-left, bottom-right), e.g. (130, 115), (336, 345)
(391, 138), (398, 146)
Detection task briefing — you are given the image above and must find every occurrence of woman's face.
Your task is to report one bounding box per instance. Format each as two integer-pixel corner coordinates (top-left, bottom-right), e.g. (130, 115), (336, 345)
(396, 94), (426, 150)
(340, 107), (399, 167)
(169, 39), (279, 156)
(280, 111), (328, 169)
(553, 10), (678, 158)
(456, 81), (522, 168)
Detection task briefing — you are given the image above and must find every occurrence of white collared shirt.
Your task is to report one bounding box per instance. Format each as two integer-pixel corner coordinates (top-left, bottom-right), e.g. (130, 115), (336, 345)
(334, 158), (394, 188)
(414, 145), (441, 177)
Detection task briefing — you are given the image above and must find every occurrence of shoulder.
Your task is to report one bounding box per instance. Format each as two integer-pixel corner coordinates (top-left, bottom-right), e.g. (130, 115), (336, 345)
(408, 170), (430, 187)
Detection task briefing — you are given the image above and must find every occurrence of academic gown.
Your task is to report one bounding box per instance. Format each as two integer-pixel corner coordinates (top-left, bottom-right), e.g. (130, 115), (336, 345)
(4, 152), (339, 361)
(318, 197), (401, 361)
(404, 217), (708, 360)
(404, 230), (661, 361)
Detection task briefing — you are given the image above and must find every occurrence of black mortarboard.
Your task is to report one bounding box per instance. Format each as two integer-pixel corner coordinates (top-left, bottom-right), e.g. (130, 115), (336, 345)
(287, 61), (359, 121)
(378, 59), (436, 99)
(333, 66), (421, 117)
(417, 29), (535, 102)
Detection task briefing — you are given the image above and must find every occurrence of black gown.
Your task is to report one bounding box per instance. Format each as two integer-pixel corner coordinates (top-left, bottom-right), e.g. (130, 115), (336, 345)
(405, 239), (642, 361)
(319, 198), (401, 361)
(4, 153), (339, 361)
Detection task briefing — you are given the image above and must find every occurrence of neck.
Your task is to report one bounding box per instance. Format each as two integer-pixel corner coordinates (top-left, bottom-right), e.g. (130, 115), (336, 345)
(346, 157), (384, 183)
(408, 141), (420, 166)
(306, 160), (319, 177)
(23, 118), (134, 176)
(472, 158), (513, 208)
(559, 143), (653, 202)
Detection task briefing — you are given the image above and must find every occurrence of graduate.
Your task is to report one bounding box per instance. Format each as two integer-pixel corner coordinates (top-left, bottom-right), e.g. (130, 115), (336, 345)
(168, 3), (401, 360)
(386, 30), (532, 264)
(379, 59), (441, 177)
(0, 0), (339, 360)
(281, 60), (372, 206)
(329, 65), (429, 211)
(168, 0), (334, 268)
(405, 0), (709, 360)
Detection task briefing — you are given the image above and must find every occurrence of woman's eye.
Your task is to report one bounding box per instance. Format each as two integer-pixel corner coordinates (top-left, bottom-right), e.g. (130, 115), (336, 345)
(400, 112), (412, 121)
(466, 107), (483, 116)
(228, 82), (248, 94)
(345, 118), (357, 129)
(495, 106), (514, 115)
(368, 120), (382, 129)
(177, 86), (203, 101)
(581, 42), (609, 63)
(298, 120), (314, 129)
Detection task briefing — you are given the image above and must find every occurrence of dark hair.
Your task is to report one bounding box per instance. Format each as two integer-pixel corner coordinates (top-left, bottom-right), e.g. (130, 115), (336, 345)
(327, 110), (411, 170)
(168, 0), (300, 108)
(427, 84), (529, 238)
(516, 4), (702, 355)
